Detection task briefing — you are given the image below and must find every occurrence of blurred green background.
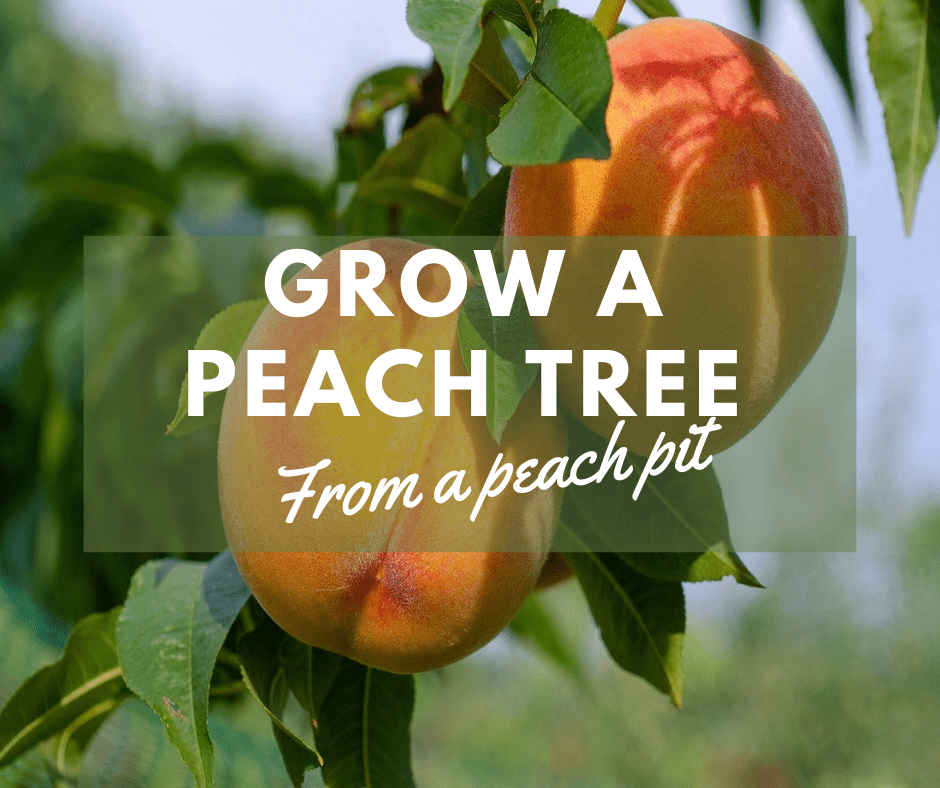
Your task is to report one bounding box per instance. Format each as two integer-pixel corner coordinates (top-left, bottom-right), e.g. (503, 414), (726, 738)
(1, 0), (938, 786)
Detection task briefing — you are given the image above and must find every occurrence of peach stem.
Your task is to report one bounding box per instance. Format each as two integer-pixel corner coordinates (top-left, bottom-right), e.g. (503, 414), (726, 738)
(592, 0), (627, 39)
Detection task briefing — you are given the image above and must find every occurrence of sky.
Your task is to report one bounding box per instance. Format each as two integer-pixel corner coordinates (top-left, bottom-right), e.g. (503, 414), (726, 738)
(47, 0), (940, 619)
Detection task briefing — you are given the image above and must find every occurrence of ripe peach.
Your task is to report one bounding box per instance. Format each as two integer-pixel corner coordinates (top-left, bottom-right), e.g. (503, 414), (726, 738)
(505, 18), (846, 456)
(218, 239), (567, 673)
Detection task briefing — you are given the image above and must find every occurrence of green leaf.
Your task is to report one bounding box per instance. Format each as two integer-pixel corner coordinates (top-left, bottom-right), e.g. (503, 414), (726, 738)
(564, 547), (685, 706)
(175, 142), (330, 229)
(860, 0), (887, 19)
(355, 115), (468, 221)
(49, 697), (123, 780)
(116, 552), (251, 788)
(460, 18), (520, 114)
(488, 8), (612, 164)
(406, 0), (490, 110)
(449, 165), (511, 235)
(633, 0), (679, 18)
(346, 66), (425, 130)
(278, 638), (344, 723)
(315, 660), (416, 788)
(239, 621), (323, 788)
(336, 124), (387, 184)
(508, 595), (583, 681)
(488, 0), (544, 35)
(0, 608), (126, 767)
(748, 0), (764, 31)
(336, 121), (392, 235)
(167, 298), (267, 437)
(248, 168), (328, 217)
(619, 549), (761, 587)
(501, 19), (536, 74)
(798, 0), (856, 115)
(458, 101), (496, 195)
(457, 274), (540, 442)
(31, 144), (178, 220)
(557, 415), (760, 587)
(176, 141), (253, 175)
(4, 200), (115, 301)
(341, 195), (393, 237)
(867, 0), (940, 234)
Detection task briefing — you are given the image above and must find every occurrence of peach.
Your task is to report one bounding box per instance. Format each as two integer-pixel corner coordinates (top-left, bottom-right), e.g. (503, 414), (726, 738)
(218, 238), (567, 673)
(504, 18), (846, 456)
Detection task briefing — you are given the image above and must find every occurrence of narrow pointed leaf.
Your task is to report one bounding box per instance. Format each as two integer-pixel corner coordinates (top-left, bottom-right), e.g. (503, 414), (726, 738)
(0, 608), (125, 767)
(406, 0), (489, 110)
(798, 0), (857, 114)
(557, 415), (760, 586)
(346, 66), (425, 130)
(449, 165), (511, 236)
(355, 115), (468, 221)
(509, 595), (584, 681)
(315, 660), (416, 788)
(620, 549), (762, 588)
(51, 695), (124, 779)
(278, 638), (344, 723)
(457, 274), (539, 442)
(564, 545), (685, 706)
(239, 622), (323, 788)
(167, 299), (267, 437)
(748, 0), (764, 31)
(31, 145), (177, 220)
(633, 0), (679, 18)
(867, 0), (940, 233)
(116, 553), (251, 788)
